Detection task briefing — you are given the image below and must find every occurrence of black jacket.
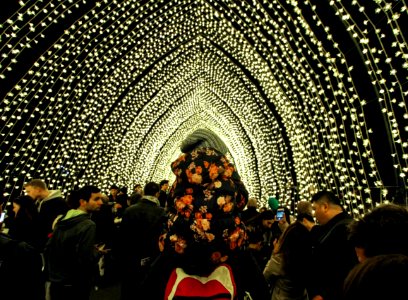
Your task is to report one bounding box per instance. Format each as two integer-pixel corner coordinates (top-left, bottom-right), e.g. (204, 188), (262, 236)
(0, 233), (44, 300)
(120, 198), (167, 263)
(309, 212), (358, 300)
(37, 191), (68, 249)
(45, 212), (98, 286)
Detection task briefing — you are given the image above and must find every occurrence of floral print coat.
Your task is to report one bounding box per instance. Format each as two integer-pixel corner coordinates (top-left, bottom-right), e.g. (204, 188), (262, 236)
(160, 147), (249, 265)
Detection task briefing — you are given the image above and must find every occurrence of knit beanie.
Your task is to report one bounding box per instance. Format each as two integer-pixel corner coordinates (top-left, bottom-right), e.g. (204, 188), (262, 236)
(180, 129), (229, 155)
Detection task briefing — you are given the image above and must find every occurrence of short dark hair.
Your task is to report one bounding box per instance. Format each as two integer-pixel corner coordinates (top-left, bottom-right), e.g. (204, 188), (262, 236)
(25, 179), (47, 190)
(144, 182), (160, 196)
(311, 190), (341, 207)
(343, 254), (408, 300)
(159, 180), (169, 187)
(67, 185), (100, 209)
(348, 204), (408, 257)
(260, 209), (274, 220)
(109, 184), (119, 190)
(129, 193), (142, 205)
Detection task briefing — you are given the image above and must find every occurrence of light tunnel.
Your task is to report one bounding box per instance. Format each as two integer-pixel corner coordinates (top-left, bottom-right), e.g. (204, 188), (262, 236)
(1, 0), (407, 217)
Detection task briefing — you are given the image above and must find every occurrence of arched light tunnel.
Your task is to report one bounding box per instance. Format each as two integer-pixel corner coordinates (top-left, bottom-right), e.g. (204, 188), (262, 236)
(0, 0), (407, 216)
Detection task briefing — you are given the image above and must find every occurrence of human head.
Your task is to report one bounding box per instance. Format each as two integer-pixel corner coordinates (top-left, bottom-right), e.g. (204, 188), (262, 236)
(311, 190), (343, 225)
(296, 200), (315, 230)
(67, 185), (103, 213)
(133, 184), (142, 194)
(109, 184), (119, 196)
(24, 179), (49, 201)
(159, 180), (169, 192)
(12, 195), (36, 216)
(348, 204), (408, 262)
(180, 129), (228, 155)
(297, 200), (313, 216)
(144, 182), (160, 197)
(119, 186), (128, 195)
(260, 210), (275, 229)
(247, 197), (257, 209)
(128, 193), (142, 206)
(343, 254), (408, 300)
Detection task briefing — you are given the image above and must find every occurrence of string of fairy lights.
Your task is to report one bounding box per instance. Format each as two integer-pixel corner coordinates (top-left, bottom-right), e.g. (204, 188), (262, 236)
(0, 0), (407, 216)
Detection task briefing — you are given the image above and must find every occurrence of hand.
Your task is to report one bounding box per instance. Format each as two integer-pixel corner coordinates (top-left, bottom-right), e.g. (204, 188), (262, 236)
(248, 242), (262, 251)
(96, 243), (111, 255)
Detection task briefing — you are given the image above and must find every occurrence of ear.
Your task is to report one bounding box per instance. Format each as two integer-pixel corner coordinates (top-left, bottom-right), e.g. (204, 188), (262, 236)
(79, 199), (87, 207)
(321, 201), (330, 211)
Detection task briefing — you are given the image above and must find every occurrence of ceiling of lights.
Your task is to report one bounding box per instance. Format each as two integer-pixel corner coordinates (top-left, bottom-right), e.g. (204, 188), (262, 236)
(1, 0), (407, 216)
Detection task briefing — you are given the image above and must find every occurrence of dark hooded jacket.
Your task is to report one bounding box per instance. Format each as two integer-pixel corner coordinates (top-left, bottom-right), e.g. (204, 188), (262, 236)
(45, 212), (98, 286)
(37, 190), (68, 248)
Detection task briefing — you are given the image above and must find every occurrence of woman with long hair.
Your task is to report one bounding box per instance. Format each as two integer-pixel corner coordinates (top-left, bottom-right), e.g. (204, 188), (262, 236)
(263, 221), (312, 300)
(8, 195), (41, 249)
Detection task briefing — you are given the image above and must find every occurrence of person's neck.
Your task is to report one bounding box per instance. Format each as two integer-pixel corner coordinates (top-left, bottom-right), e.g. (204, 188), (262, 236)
(77, 207), (88, 214)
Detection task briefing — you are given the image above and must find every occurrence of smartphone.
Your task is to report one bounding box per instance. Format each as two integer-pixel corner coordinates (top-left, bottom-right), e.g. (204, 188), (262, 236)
(276, 208), (285, 221)
(0, 212), (6, 223)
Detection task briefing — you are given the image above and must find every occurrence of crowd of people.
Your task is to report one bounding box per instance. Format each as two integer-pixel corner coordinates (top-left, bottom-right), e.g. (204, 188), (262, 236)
(1, 130), (408, 300)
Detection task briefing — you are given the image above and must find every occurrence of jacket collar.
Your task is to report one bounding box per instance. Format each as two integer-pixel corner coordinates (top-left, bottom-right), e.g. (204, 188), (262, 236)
(142, 195), (160, 206)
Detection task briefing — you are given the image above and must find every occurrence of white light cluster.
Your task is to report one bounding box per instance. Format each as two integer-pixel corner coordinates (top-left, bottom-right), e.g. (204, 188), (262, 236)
(0, 0), (407, 216)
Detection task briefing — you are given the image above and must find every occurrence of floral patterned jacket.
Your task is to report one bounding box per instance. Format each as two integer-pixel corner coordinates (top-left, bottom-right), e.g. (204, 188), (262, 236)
(160, 147), (249, 266)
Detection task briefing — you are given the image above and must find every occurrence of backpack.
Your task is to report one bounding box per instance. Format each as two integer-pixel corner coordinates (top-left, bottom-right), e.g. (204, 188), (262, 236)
(164, 263), (237, 299)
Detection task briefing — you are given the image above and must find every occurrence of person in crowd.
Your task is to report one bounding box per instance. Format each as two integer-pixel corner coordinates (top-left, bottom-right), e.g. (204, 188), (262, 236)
(128, 184), (143, 206)
(8, 195), (41, 249)
(247, 208), (288, 270)
(128, 192), (142, 206)
(0, 206), (44, 300)
(45, 185), (104, 300)
(119, 181), (167, 300)
(348, 203), (408, 262)
(263, 221), (312, 300)
(141, 129), (270, 300)
(108, 184), (119, 203)
(296, 200), (315, 231)
(91, 193), (115, 286)
(343, 254), (408, 300)
(133, 184), (143, 195)
(241, 197), (259, 224)
(308, 191), (358, 300)
(24, 179), (68, 248)
(158, 179), (169, 208)
(297, 200), (313, 216)
(115, 187), (129, 217)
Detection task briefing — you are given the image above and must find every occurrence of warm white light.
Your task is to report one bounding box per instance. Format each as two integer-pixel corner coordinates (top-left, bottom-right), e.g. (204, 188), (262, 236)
(0, 0), (407, 216)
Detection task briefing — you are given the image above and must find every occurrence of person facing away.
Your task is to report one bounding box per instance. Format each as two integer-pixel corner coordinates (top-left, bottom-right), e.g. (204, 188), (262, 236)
(263, 221), (313, 300)
(343, 254), (408, 300)
(119, 181), (167, 300)
(0, 205), (44, 300)
(24, 179), (68, 248)
(347, 203), (408, 262)
(8, 195), (42, 250)
(308, 191), (358, 300)
(45, 185), (104, 300)
(342, 204), (408, 300)
(141, 129), (270, 300)
(241, 197), (260, 224)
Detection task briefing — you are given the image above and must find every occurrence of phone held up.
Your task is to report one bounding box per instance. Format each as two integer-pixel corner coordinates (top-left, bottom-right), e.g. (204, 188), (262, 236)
(276, 208), (285, 221)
